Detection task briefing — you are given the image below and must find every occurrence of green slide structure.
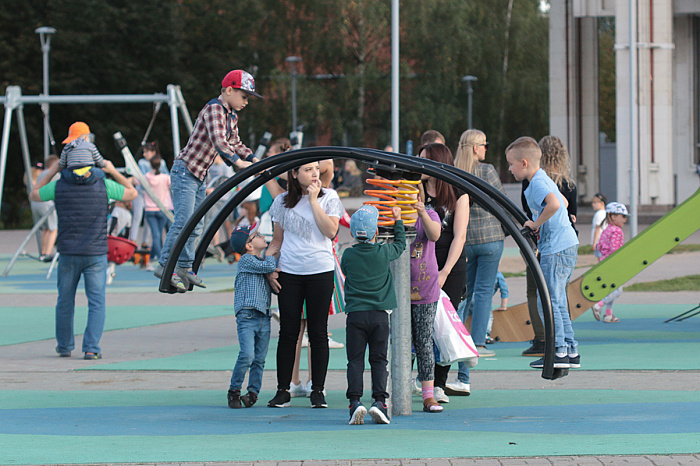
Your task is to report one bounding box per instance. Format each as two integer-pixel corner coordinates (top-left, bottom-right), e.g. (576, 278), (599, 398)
(568, 187), (700, 320)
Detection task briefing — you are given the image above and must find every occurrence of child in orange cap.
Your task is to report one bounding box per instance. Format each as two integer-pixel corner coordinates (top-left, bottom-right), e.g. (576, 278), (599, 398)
(59, 122), (106, 170)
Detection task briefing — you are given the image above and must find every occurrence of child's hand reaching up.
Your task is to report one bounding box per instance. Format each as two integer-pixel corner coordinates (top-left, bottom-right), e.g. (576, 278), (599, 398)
(392, 206), (402, 221)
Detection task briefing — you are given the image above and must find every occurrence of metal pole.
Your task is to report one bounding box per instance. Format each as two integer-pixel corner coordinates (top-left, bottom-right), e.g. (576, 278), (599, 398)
(35, 27), (55, 161)
(391, 0), (399, 151)
(285, 56), (302, 132)
(462, 75), (478, 130)
(628, 0), (638, 237)
(389, 234), (413, 417)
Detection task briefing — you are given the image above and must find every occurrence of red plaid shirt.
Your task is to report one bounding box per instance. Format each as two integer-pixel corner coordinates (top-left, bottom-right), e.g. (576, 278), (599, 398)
(176, 96), (254, 181)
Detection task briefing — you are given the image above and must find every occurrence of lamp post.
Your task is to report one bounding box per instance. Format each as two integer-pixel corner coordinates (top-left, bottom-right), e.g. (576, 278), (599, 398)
(285, 56), (302, 132)
(462, 75), (478, 129)
(35, 27), (56, 161)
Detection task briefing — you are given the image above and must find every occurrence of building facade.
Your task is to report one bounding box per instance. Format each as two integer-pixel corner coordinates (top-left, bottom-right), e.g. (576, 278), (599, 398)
(550, 0), (700, 209)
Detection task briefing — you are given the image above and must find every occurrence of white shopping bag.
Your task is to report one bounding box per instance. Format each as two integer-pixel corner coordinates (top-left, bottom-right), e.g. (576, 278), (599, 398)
(433, 290), (479, 367)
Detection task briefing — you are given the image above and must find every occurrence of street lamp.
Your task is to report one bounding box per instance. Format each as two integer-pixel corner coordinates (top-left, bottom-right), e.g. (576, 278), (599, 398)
(35, 26), (56, 160)
(462, 75), (478, 129)
(285, 56), (302, 132)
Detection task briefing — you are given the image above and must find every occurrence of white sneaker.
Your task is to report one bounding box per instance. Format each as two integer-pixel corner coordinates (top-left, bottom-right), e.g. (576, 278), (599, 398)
(145, 262), (155, 272)
(305, 380), (325, 396)
(301, 333), (309, 348)
(434, 386), (450, 403)
(445, 380), (471, 396)
(328, 336), (344, 349)
(412, 378), (423, 396)
(289, 381), (309, 398)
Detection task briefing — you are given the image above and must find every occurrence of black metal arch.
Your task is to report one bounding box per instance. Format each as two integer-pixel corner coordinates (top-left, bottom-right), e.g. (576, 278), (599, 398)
(159, 146), (562, 379)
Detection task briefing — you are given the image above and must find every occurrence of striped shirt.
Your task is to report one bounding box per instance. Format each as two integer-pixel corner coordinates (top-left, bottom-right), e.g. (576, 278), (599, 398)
(465, 163), (506, 245)
(59, 139), (105, 169)
(176, 96), (254, 181)
(233, 253), (278, 316)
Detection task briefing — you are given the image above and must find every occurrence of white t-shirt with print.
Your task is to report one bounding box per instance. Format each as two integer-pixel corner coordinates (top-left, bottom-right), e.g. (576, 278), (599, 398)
(270, 189), (345, 275)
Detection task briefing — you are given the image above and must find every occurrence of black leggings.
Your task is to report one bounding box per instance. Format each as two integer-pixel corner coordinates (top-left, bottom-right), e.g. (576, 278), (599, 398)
(276, 271), (335, 392)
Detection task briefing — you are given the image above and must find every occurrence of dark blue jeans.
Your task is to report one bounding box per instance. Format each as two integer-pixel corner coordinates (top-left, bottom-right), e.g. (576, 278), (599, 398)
(55, 254), (107, 354)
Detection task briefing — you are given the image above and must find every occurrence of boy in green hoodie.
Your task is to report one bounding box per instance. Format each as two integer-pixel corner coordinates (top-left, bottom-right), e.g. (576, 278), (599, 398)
(340, 205), (405, 425)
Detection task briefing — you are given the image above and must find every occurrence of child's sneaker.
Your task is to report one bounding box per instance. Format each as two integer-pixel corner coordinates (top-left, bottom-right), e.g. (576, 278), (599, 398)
(603, 314), (620, 323)
(411, 377), (422, 396)
(227, 389), (242, 409)
(592, 302), (603, 321)
(175, 266), (206, 288)
(529, 355), (570, 369)
(267, 390), (291, 408)
(368, 400), (390, 424)
(240, 391), (258, 408)
(289, 381), (309, 398)
(434, 386), (449, 403)
(568, 354), (581, 368)
(310, 389), (328, 408)
(348, 400), (367, 425)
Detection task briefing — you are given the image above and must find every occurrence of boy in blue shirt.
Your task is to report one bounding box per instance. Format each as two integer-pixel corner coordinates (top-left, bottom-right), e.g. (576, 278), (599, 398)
(505, 137), (580, 369)
(341, 205), (405, 425)
(227, 223), (277, 409)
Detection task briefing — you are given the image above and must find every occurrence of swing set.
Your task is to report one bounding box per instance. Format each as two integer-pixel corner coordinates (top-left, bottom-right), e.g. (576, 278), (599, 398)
(0, 84), (193, 277)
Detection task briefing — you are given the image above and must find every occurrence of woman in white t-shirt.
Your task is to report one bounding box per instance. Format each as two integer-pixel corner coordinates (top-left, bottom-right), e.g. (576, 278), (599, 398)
(266, 162), (344, 409)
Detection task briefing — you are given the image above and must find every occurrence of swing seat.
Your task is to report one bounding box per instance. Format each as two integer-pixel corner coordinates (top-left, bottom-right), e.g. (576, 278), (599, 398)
(107, 235), (137, 265)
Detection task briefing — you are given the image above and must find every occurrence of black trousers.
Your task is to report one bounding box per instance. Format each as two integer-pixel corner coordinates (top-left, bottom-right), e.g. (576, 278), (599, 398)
(434, 267), (466, 389)
(276, 271), (335, 392)
(345, 310), (390, 402)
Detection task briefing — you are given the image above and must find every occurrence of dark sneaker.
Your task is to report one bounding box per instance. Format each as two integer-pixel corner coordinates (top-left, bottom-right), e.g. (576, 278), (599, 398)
(55, 347), (71, 358)
(83, 352), (102, 360)
(268, 390), (291, 408)
(227, 389), (242, 409)
(241, 391), (258, 408)
(568, 354), (581, 368)
(368, 400), (390, 424)
(176, 266), (206, 288)
(522, 339), (545, 357)
(529, 355), (570, 369)
(310, 390), (328, 408)
(153, 263), (164, 278)
(348, 400), (367, 425)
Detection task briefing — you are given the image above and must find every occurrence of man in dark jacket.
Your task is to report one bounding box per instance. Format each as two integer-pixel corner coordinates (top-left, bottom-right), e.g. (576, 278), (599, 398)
(30, 159), (137, 359)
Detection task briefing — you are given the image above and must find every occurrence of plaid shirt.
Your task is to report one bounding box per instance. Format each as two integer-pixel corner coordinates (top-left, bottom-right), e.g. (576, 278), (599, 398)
(177, 97), (254, 181)
(465, 163), (507, 245)
(234, 253), (278, 316)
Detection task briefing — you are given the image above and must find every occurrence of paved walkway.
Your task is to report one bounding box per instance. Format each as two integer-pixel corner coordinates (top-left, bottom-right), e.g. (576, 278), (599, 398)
(1, 222), (699, 465)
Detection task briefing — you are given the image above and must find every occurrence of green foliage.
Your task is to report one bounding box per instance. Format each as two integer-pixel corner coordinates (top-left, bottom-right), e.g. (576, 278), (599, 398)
(0, 0), (550, 227)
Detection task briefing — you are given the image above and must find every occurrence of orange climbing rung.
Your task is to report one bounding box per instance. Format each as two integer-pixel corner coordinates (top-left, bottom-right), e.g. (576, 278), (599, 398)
(364, 178), (420, 226)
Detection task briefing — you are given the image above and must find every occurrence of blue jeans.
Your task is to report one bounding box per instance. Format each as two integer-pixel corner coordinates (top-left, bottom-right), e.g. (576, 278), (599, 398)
(158, 159), (206, 269)
(229, 308), (271, 394)
(537, 245), (578, 355)
(144, 210), (172, 262)
(55, 254), (107, 354)
(456, 240), (503, 383)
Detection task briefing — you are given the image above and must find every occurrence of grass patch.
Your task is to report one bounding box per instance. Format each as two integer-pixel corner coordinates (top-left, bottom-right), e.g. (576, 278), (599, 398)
(577, 243), (700, 256)
(502, 271), (525, 278)
(626, 275), (700, 292)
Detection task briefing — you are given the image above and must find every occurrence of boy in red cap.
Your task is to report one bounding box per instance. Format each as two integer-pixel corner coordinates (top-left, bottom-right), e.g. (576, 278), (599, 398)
(59, 122), (106, 170)
(155, 69), (263, 291)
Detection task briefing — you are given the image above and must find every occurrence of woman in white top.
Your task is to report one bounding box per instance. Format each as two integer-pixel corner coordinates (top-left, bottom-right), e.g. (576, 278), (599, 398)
(590, 192), (608, 255)
(266, 161), (345, 408)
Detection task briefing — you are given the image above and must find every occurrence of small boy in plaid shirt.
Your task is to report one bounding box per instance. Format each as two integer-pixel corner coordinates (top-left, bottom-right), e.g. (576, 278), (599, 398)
(227, 223), (277, 409)
(155, 69), (263, 292)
